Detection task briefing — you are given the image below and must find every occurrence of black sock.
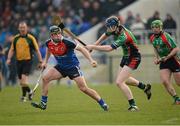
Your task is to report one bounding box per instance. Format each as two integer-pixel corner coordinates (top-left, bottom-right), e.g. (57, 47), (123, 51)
(25, 86), (31, 93)
(173, 95), (179, 101)
(22, 87), (27, 97)
(137, 82), (146, 90)
(128, 99), (136, 106)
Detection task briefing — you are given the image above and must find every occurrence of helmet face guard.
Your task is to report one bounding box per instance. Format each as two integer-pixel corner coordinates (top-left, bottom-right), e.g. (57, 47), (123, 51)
(49, 25), (62, 43)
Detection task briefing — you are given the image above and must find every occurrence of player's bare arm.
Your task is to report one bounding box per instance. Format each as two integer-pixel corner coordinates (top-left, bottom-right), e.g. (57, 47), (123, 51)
(95, 33), (108, 45)
(36, 49), (43, 63)
(76, 45), (97, 67)
(86, 45), (114, 52)
(42, 48), (51, 69)
(153, 48), (161, 64)
(163, 47), (180, 61)
(6, 46), (14, 65)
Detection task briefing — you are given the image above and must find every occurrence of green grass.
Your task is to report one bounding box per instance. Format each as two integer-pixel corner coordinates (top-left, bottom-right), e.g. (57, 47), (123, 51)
(0, 84), (180, 125)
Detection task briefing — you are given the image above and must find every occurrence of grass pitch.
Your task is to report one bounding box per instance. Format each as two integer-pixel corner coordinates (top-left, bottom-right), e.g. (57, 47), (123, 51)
(0, 84), (180, 125)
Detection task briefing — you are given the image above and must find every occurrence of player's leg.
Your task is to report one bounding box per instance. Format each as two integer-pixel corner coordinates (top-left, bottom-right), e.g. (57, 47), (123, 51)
(172, 71), (180, 104)
(31, 67), (63, 110)
(16, 61), (28, 102)
(73, 76), (108, 111)
(20, 60), (33, 101)
(120, 55), (151, 100)
(173, 72), (180, 86)
(19, 74), (29, 102)
(126, 77), (151, 100)
(42, 68), (63, 96)
(160, 69), (179, 104)
(116, 66), (138, 111)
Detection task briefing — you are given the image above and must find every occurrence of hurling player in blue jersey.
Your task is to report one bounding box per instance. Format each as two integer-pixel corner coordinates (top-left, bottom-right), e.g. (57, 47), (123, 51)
(31, 25), (108, 111)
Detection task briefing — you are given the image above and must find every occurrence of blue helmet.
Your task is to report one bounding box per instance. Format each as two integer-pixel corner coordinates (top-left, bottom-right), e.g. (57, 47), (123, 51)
(105, 16), (120, 28)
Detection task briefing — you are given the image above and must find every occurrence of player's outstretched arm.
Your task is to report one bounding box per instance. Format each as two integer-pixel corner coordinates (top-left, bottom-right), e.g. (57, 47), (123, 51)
(94, 33), (108, 45)
(76, 45), (97, 67)
(86, 44), (114, 52)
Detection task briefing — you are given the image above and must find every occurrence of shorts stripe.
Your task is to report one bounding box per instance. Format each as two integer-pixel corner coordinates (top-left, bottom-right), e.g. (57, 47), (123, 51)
(128, 57), (140, 69)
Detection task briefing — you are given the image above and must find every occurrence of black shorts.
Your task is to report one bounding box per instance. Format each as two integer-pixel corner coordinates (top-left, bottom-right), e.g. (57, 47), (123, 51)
(54, 65), (83, 79)
(120, 54), (141, 70)
(160, 57), (180, 72)
(17, 60), (32, 79)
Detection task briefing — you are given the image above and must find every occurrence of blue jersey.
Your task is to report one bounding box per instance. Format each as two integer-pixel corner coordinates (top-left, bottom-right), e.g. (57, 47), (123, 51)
(45, 37), (79, 69)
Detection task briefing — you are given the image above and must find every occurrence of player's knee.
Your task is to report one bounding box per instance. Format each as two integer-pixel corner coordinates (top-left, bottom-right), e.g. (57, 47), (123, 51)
(42, 76), (49, 83)
(115, 80), (123, 87)
(161, 79), (169, 86)
(79, 86), (88, 93)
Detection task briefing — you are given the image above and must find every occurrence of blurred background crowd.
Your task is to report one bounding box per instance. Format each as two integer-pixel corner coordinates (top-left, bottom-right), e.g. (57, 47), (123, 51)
(0, 0), (178, 89)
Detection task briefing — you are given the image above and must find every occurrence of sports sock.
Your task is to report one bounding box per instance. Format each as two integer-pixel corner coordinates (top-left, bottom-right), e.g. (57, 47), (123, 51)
(22, 87), (27, 97)
(98, 98), (105, 106)
(41, 96), (48, 103)
(128, 99), (136, 106)
(173, 95), (179, 101)
(137, 82), (146, 90)
(25, 86), (31, 93)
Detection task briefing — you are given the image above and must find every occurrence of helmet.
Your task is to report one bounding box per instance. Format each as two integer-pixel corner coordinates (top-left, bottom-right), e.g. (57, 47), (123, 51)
(50, 25), (61, 34)
(49, 25), (61, 43)
(105, 16), (120, 28)
(151, 20), (163, 29)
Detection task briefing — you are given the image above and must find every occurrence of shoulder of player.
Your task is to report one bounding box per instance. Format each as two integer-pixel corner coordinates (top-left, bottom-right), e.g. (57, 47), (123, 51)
(27, 33), (35, 39)
(62, 37), (76, 45)
(120, 28), (131, 40)
(13, 34), (20, 40)
(45, 39), (52, 45)
(163, 31), (172, 39)
(149, 34), (155, 43)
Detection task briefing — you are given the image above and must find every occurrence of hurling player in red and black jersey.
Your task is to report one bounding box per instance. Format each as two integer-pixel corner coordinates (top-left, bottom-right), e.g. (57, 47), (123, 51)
(86, 16), (152, 111)
(31, 25), (108, 111)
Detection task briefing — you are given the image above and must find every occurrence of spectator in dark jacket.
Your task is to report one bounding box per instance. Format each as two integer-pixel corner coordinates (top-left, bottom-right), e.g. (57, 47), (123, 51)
(163, 13), (177, 35)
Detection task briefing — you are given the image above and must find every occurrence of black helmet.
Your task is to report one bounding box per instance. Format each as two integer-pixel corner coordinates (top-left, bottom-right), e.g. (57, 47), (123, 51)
(49, 25), (61, 43)
(50, 25), (61, 34)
